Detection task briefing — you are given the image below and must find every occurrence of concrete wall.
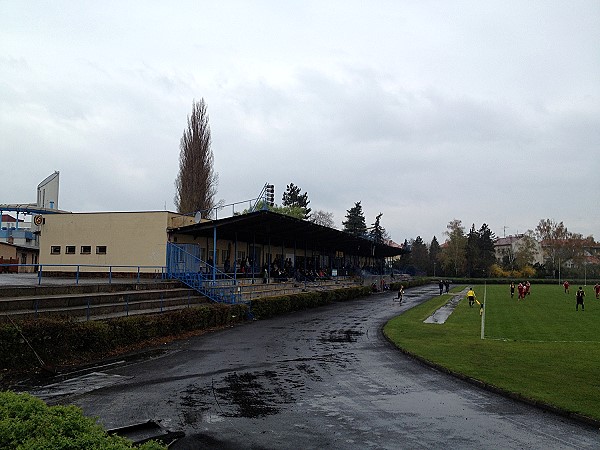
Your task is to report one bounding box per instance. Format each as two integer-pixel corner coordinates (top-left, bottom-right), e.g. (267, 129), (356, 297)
(0, 242), (17, 260)
(39, 211), (194, 273)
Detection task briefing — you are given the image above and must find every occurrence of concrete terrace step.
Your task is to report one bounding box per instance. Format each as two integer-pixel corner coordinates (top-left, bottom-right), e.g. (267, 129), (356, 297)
(0, 288), (204, 313)
(83, 303), (213, 322)
(0, 281), (183, 298)
(1, 295), (211, 322)
(0, 277), (363, 322)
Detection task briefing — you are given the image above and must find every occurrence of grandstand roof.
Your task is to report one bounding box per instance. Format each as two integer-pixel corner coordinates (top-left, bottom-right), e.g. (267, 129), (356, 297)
(169, 209), (406, 259)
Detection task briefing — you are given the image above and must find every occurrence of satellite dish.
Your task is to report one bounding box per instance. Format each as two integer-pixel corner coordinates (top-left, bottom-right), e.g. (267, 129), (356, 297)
(194, 211), (202, 223)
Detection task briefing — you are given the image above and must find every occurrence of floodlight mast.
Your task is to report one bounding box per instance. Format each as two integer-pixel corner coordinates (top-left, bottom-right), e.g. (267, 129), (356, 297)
(250, 183), (275, 212)
(189, 183), (276, 219)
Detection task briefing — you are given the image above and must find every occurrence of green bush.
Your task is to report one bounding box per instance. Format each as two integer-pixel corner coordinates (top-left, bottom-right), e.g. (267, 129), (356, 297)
(0, 391), (166, 449)
(0, 304), (248, 373)
(250, 286), (372, 320)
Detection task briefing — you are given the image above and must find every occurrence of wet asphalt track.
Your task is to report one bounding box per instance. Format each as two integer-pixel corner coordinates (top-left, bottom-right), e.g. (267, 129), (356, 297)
(31, 284), (600, 449)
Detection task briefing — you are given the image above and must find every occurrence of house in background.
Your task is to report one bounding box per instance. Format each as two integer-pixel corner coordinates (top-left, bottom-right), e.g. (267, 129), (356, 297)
(0, 241), (38, 273)
(494, 234), (544, 267)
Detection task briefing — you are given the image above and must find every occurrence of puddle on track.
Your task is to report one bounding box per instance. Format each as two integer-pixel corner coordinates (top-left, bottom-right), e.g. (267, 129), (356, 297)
(28, 372), (132, 401)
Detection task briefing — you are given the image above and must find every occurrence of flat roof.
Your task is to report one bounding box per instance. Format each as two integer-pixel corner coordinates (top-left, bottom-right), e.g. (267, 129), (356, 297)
(169, 209), (406, 258)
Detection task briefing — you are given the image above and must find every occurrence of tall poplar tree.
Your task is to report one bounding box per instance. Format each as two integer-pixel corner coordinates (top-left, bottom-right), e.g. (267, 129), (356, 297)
(174, 99), (218, 217)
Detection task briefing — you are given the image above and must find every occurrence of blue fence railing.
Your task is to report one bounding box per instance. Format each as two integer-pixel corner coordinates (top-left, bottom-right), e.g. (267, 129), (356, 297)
(166, 242), (242, 304)
(0, 264), (166, 285)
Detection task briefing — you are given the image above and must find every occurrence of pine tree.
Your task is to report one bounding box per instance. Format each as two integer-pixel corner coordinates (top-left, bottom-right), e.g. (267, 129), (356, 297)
(369, 213), (389, 244)
(429, 236), (441, 276)
(342, 202), (367, 236)
(478, 223), (497, 276)
(410, 236), (429, 275)
(281, 183), (311, 219)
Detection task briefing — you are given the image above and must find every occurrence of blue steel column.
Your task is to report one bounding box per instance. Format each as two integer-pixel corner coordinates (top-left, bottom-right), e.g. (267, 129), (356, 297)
(213, 224), (217, 282)
(234, 233), (238, 282)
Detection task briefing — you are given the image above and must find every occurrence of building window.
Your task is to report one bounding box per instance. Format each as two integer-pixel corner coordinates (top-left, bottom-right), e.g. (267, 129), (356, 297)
(81, 246), (91, 254)
(50, 246), (61, 255)
(65, 246), (76, 254)
(96, 246), (107, 254)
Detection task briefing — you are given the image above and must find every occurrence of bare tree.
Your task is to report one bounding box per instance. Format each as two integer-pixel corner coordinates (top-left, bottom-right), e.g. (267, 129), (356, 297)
(174, 99), (218, 216)
(310, 210), (335, 228)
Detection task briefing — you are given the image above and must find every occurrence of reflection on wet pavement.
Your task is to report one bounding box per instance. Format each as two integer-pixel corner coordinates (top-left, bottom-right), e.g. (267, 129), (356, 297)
(28, 372), (132, 401)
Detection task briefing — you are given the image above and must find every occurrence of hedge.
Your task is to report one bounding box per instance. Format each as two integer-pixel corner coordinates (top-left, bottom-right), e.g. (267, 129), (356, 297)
(1, 282), (431, 378)
(251, 286), (373, 319)
(0, 303), (247, 373)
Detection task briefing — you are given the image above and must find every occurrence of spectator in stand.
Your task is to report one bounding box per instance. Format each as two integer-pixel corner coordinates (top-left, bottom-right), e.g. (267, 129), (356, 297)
(262, 264), (268, 284)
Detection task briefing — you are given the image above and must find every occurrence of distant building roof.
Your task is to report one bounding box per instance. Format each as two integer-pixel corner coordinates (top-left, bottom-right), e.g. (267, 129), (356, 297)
(1, 214), (23, 223)
(495, 235), (525, 246)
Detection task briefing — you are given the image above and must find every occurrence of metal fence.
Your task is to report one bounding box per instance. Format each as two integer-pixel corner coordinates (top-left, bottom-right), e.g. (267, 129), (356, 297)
(0, 263), (167, 286)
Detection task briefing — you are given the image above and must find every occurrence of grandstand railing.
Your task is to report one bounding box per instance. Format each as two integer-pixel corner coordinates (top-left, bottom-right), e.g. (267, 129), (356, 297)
(0, 263), (166, 285)
(166, 242), (243, 304)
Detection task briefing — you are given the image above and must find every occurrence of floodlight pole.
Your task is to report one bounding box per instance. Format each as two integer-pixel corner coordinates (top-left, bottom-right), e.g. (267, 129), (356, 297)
(481, 282), (487, 340)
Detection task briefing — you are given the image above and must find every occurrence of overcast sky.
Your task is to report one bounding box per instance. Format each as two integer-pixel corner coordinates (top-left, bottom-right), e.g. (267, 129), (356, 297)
(1, 1), (599, 244)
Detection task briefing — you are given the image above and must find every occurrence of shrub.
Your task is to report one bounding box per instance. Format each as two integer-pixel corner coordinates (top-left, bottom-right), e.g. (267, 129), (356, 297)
(0, 391), (166, 449)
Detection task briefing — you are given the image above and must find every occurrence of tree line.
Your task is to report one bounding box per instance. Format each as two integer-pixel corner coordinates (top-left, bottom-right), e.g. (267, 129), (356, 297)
(173, 99), (597, 280)
(396, 218), (597, 279)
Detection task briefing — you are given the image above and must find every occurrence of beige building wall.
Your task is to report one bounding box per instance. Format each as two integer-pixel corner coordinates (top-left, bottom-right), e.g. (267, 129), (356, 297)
(0, 242), (17, 260)
(0, 242), (38, 273)
(39, 211), (195, 273)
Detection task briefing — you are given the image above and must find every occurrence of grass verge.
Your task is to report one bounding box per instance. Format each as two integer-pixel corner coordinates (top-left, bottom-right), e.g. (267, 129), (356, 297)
(383, 283), (600, 422)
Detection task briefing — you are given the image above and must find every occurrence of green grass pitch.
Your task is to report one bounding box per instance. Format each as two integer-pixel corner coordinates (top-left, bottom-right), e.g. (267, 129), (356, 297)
(383, 283), (600, 421)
